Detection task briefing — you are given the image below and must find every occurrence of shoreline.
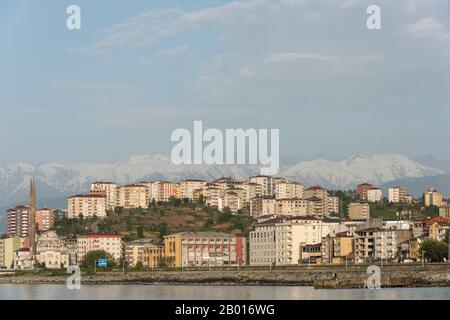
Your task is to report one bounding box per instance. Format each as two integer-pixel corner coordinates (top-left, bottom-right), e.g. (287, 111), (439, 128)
(1, 265), (450, 289)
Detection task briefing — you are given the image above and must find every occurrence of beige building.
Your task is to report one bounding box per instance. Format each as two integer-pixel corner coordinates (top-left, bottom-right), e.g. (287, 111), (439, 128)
(68, 195), (107, 219)
(348, 203), (370, 220)
(146, 181), (180, 203)
(36, 230), (70, 269)
(275, 198), (311, 216)
(76, 234), (123, 263)
(424, 187), (443, 207)
(125, 238), (163, 268)
(90, 182), (117, 210)
(367, 188), (383, 202)
(250, 197), (276, 218)
(116, 184), (148, 209)
(218, 190), (244, 213)
(275, 181), (304, 199)
(388, 187), (407, 203)
(304, 186), (329, 216)
(0, 236), (24, 269)
(180, 179), (208, 200)
(328, 196), (339, 214)
(249, 176), (275, 197)
(241, 182), (262, 203)
(164, 232), (246, 268)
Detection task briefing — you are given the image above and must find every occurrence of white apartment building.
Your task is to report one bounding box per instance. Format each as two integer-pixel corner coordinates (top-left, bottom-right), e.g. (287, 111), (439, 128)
(388, 187), (407, 203)
(90, 182), (117, 210)
(180, 179), (208, 200)
(218, 191), (244, 213)
(328, 196), (339, 214)
(241, 182), (262, 203)
(275, 181), (304, 199)
(367, 188), (383, 202)
(249, 217), (345, 265)
(250, 176), (275, 197)
(68, 195), (107, 219)
(116, 184), (148, 209)
(77, 234), (123, 263)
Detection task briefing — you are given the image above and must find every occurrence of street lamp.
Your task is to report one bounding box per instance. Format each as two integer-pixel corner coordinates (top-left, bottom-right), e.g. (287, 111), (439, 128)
(422, 250), (426, 268)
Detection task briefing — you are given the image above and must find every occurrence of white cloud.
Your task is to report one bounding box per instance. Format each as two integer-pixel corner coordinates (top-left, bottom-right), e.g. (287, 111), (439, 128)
(264, 52), (339, 63)
(405, 16), (450, 45)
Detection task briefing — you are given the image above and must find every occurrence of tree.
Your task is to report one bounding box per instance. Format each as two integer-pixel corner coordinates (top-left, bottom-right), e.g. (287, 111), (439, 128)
(81, 250), (117, 269)
(419, 239), (448, 262)
(137, 226), (144, 238)
(158, 223), (168, 239)
(133, 261), (144, 271)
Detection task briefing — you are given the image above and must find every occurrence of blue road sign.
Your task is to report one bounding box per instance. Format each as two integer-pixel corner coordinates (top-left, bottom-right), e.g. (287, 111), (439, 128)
(98, 258), (108, 268)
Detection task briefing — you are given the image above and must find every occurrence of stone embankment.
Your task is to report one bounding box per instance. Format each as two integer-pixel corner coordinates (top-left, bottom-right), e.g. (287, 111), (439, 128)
(1, 264), (449, 288)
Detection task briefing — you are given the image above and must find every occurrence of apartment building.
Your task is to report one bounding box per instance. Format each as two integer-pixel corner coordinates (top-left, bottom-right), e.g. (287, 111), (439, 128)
(116, 184), (148, 209)
(373, 229), (412, 261)
(250, 197), (276, 218)
(125, 238), (163, 268)
(204, 184), (221, 208)
(6, 205), (29, 237)
(388, 187), (407, 203)
(356, 183), (375, 200)
(328, 196), (339, 214)
(90, 182), (117, 210)
(67, 194), (107, 219)
(322, 232), (354, 264)
(241, 182), (262, 203)
(348, 203), (370, 220)
(218, 190), (244, 213)
(304, 185), (329, 216)
(249, 216), (345, 266)
(53, 209), (68, 221)
(249, 176), (275, 197)
(275, 198), (311, 216)
(36, 208), (54, 232)
(146, 181), (180, 203)
(164, 232), (246, 268)
(367, 188), (383, 202)
(424, 187), (443, 207)
(0, 236), (24, 269)
(275, 181), (304, 199)
(77, 234), (123, 263)
(180, 179), (208, 200)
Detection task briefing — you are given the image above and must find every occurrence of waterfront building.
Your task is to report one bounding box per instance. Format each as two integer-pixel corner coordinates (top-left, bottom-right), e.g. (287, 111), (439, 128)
(164, 232), (246, 268)
(76, 234), (123, 263)
(0, 236), (24, 269)
(125, 238), (163, 268)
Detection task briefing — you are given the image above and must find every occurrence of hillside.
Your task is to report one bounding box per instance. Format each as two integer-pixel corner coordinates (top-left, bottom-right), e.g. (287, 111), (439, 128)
(54, 199), (255, 240)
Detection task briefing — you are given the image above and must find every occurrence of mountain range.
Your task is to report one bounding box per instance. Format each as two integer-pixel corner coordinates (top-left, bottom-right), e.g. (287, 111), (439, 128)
(0, 153), (447, 209)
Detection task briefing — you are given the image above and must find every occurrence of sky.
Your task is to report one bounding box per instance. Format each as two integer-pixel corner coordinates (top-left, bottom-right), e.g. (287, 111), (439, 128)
(1, 0), (450, 164)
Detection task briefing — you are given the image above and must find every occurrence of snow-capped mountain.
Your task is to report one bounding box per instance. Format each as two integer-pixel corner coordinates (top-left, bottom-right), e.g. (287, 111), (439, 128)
(283, 154), (444, 189)
(0, 153), (444, 207)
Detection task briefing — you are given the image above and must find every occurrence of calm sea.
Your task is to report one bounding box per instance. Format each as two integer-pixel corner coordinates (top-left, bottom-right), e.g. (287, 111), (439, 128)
(0, 284), (449, 300)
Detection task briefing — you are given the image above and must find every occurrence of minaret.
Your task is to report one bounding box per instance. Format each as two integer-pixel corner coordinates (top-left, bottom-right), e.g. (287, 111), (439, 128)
(29, 177), (37, 268)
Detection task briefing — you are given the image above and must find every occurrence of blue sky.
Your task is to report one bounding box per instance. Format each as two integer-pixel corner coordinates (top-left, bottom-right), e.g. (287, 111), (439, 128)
(1, 0), (450, 164)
